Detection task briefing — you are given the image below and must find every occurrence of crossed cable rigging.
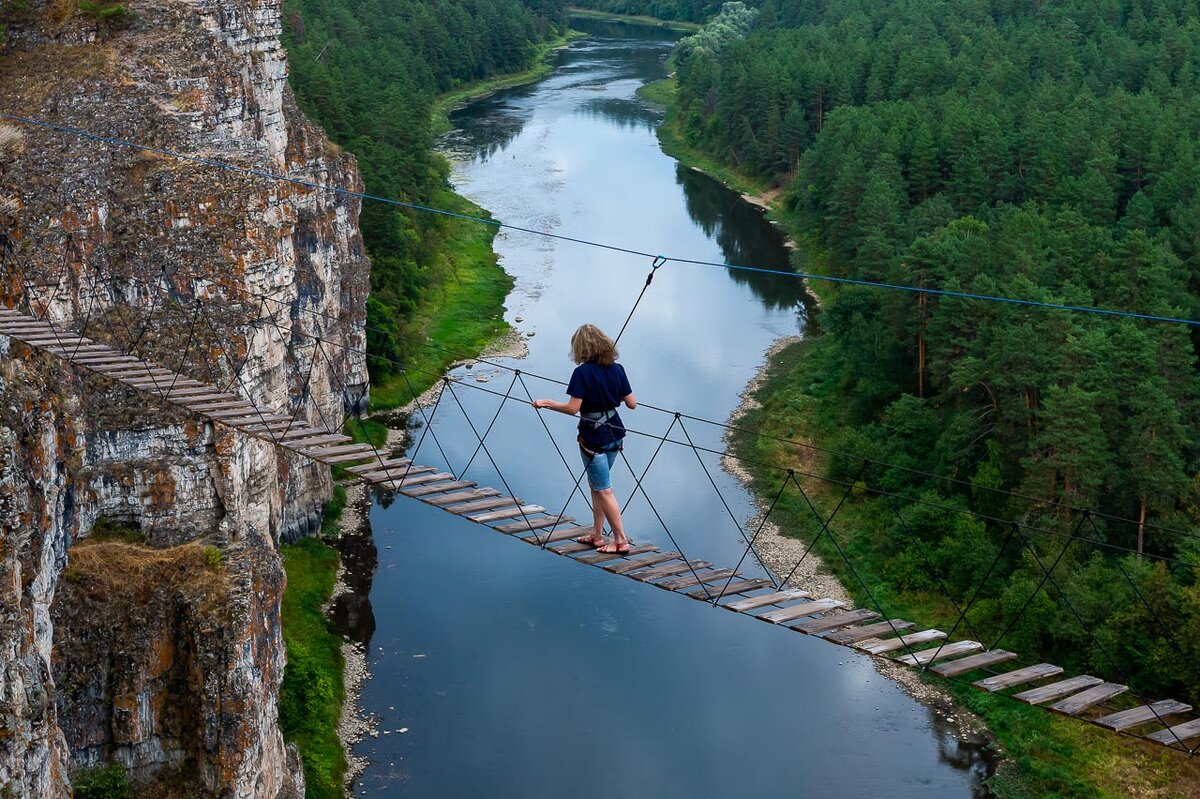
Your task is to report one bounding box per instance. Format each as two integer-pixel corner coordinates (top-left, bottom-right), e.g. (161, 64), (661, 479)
(6, 119), (1200, 750)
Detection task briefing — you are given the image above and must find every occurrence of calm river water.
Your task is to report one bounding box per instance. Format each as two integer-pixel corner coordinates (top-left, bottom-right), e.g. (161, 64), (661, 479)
(348, 18), (990, 797)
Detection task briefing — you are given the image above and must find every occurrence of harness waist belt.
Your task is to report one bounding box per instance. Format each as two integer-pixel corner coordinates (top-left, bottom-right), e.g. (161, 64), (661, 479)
(581, 409), (617, 425)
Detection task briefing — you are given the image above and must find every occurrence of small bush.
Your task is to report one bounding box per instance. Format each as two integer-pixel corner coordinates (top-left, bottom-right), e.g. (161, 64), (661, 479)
(202, 546), (222, 572)
(76, 0), (133, 29)
(72, 764), (132, 799)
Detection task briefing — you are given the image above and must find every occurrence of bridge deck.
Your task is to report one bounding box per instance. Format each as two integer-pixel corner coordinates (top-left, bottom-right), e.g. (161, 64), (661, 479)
(2, 307), (1196, 753)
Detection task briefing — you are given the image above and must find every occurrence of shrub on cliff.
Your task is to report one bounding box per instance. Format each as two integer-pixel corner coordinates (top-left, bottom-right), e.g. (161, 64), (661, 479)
(72, 764), (132, 799)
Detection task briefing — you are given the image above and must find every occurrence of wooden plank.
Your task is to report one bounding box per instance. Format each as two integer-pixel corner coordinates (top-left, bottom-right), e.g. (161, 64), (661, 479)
(658, 568), (738, 591)
(789, 608), (880, 635)
(688, 577), (772, 600)
(824, 619), (916, 644)
(319, 451), (383, 465)
(171, 393), (239, 405)
(402, 480), (478, 497)
(1048, 683), (1128, 716)
(548, 540), (595, 554)
(574, 543), (658, 565)
(72, 356), (140, 366)
(223, 414), (291, 426)
(1095, 700), (1193, 731)
(929, 650), (1018, 678)
(469, 505), (546, 523)
(894, 640), (982, 667)
(537, 526), (595, 544)
(1013, 675), (1104, 706)
(424, 488), (502, 506)
(380, 472), (455, 489)
(298, 442), (376, 458)
(495, 516), (573, 534)
(605, 551), (680, 574)
(170, 387), (236, 398)
(857, 629), (947, 655)
(208, 408), (275, 420)
(1146, 719), (1200, 746)
(725, 589), (811, 613)
(344, 457), (410, 474)
(633, 560), (711, 582)
(441, 496), (520, 514)
(186, 400), (256, 412)
(859, 628), (950, 652)
(269, 426), (333, 441)
(357, 464), (435, 482)
(276, 434), (348, 450)
(974, 663), (1064, 693)
(758, 598), (846, 625)
(27, 337), (93, 347)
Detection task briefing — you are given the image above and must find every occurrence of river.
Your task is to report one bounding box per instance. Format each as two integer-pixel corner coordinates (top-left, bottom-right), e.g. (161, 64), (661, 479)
(346, 18), (990, 797)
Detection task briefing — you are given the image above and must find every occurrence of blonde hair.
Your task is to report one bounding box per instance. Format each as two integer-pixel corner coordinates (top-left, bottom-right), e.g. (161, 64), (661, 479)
(570, 324), (618, 366)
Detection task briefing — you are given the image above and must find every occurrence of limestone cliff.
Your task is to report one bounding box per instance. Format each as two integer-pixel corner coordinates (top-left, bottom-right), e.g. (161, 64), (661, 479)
(0, 0), (369, 794)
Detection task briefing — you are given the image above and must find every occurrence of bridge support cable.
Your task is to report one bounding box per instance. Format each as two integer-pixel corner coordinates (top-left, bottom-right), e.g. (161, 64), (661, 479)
(713, 472), (790, 603)
(1084, 513), (1200, 688)
(776, 467), (926, 664)
(1016, 528), (1193, 752)
(876, 482), (991, 665)
(459, 371), (520, 478)
(612, 256), (665, 347)
(25, 243), (1200, 556)
(6, 307), (1200, 749)
(777, 461), (867, 589)
(987, 515), (1084, 654)
(440, 377), (547, 541)
(617, 414), (715, 597)
(923, 522), (1021, 671)
(676, 415), (778, 590)
(516, 372), (596, 536)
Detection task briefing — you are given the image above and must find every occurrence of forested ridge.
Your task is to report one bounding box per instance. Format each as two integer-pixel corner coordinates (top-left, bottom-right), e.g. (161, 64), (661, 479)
(282, 0), (567, 386)
(668, 0), (1200, 767)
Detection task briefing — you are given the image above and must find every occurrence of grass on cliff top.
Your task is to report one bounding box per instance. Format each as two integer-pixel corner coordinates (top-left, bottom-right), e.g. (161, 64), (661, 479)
(280, 528), (345, 799)
(369, 190), (514, 411)
(730, 336), (1200, 798)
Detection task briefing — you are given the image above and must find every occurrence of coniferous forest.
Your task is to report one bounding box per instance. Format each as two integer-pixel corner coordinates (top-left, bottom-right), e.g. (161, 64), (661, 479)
(282, 0), (567, 382)
(668, 0), (1200, 748)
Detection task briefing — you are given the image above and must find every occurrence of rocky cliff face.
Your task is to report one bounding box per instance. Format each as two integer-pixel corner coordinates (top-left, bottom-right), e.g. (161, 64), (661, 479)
(0, 0), (369, 794)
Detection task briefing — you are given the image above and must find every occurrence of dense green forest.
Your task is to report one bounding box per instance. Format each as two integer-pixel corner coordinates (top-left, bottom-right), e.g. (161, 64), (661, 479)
(282, 0), (567, 384)
(672, 0), (1200, 754)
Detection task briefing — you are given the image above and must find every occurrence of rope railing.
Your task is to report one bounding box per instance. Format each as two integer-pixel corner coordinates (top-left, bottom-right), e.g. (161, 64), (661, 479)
(3, 262), (1198, 754)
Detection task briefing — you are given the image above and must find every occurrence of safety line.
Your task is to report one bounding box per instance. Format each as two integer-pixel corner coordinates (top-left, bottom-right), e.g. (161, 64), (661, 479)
(3, 111), (1198, 328)
(29, 236), (1200, 549)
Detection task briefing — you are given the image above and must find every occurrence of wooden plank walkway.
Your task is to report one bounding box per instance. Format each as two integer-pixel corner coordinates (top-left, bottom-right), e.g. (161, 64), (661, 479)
(3, 307), (1196, 754)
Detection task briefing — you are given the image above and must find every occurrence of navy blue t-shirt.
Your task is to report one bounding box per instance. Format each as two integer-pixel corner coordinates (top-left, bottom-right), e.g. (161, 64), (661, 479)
(567, 361), (633, 450)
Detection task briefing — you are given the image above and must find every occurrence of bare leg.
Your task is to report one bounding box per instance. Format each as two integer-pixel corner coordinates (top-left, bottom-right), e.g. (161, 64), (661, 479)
(591, 489), (606, 538)
(593, 488), (627, 547)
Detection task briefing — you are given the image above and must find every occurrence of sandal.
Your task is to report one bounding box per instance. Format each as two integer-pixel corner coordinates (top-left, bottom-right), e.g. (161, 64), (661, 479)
(576, 534), (605, 547)
(596, 541), (631, 554)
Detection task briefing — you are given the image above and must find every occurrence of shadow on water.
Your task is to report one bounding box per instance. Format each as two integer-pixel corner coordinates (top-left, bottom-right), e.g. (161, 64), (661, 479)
(677, 164), (814, 315)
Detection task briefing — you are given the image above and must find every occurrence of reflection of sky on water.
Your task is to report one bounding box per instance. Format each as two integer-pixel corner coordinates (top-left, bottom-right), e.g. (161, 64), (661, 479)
(354, 18), (984, 799)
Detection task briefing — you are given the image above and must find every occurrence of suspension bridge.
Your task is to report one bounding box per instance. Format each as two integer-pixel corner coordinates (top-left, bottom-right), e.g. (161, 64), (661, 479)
(2, 296), (1198, 755)
(3, 111), (1200, 759)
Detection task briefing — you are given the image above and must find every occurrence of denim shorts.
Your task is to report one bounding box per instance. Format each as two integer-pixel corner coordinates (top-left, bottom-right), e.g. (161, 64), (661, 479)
(580, 445), (620, 491)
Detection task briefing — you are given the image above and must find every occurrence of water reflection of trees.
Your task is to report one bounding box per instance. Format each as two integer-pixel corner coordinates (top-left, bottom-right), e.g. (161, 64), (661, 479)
(677, 164), (813, 313)
(577, 97), (662, 133)
(444, 103), (529, 164)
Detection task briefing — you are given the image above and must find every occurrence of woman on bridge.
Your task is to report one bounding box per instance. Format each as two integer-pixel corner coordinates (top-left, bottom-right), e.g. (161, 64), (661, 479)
(532, 324), (636, 553)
